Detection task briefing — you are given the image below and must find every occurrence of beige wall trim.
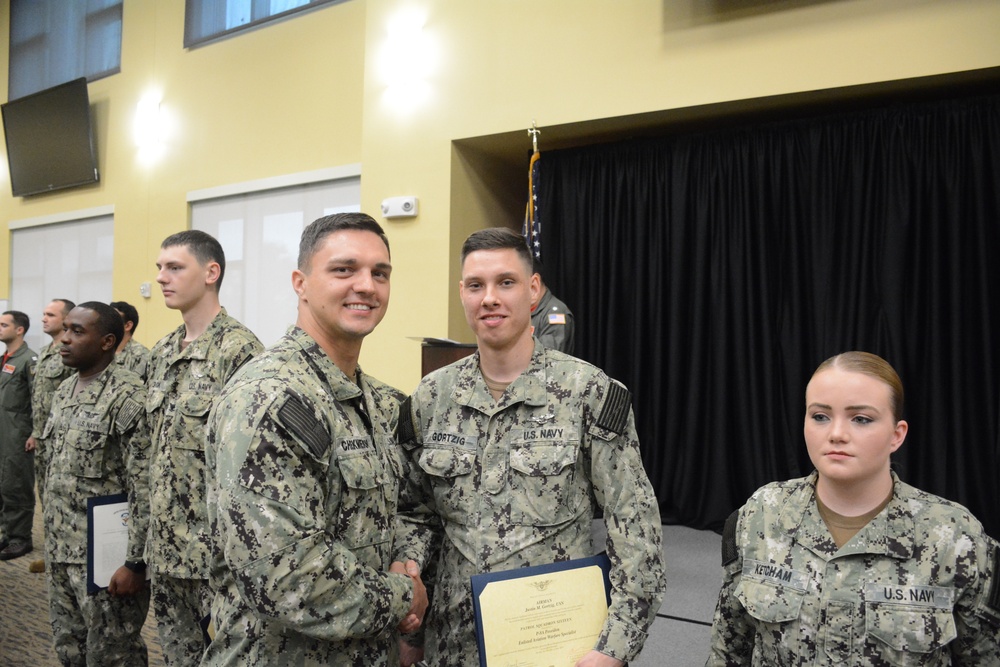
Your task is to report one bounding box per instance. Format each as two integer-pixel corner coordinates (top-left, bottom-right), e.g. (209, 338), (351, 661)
(8, 205), (115, 230)
(185, 164), (362, 203)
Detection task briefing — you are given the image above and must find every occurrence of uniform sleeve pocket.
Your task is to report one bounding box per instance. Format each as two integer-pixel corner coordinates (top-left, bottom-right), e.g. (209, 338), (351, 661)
(736, 578), (805, 624)
(865, 605), (957, 655)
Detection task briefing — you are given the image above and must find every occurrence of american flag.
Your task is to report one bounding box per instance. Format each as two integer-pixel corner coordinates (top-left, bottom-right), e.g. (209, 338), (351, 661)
(522, 150), (542, 261)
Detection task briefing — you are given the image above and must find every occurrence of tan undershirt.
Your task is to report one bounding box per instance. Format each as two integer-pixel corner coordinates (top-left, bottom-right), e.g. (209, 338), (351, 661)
(480, 367), (511, 402)
(816, 488), (893, 549)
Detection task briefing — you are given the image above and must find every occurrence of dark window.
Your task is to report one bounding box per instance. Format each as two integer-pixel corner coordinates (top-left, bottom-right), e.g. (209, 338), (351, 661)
(8, 0), (123, 100)
(184, 0), (343, 48)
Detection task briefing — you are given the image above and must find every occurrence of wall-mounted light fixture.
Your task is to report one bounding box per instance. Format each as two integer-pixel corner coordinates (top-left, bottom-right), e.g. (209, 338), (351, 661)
(134, 91), (165, 164)
(379, 9), (438, 110)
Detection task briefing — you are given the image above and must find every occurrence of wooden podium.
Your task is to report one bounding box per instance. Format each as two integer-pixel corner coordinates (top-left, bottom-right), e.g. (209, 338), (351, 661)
(420, 339), (477, 377)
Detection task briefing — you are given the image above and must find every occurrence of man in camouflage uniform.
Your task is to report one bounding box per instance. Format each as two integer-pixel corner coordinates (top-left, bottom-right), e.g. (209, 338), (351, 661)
(26, 299), (76, 503)
(26, 298), (77, 572)
(111, 301), (150, 381)
(530, 260), (575, 355)
(706, 472), (1000, 665)
(395, 228), (665, 667)
(146, 230), (262, 665)
(43, 302), (151, 665)
(203, 213), (427, 666)
(0, 310), (37, 560)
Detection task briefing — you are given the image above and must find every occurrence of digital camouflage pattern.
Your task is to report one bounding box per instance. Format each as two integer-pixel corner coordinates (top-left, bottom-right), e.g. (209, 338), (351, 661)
(43, 364), (150, 564)
(43, 364), (150, 665)
(151, 574), (213, 666)
(0, 343), (37, 544)
(31, 340), (75, 502)
(706, 472), (1000, 666)
(395, 342), (665, 666)
(115, 337), (151, 382)
(146, 308), (261, 665)
(202, 327), (414, 667)
(145, 308), (262, 579)
(531, 288), (574, 355)
(48, 562), (149, 666)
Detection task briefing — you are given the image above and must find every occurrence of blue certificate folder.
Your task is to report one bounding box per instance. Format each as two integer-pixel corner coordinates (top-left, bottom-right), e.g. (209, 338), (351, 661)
(86, 493), (129, 594)
(470, 553), (612, 667)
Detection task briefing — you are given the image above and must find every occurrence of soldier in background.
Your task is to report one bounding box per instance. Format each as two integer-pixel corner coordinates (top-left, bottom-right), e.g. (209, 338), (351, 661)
(203, 213), (427, 666)
(146, 230), (262, 666)
(43, 302), (151, 665)
(110, 300), (151, 382)
(395, 228), (665, 667)
(530, 259), (575, 355)
(0, 310), (37, 561)
(27, 300), (76, 496)
(25, 298), (76, 573)
(706, 351), (1000, 665)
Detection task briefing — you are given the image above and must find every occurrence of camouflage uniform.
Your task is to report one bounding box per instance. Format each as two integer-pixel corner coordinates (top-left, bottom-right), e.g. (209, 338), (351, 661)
(706, 471), (1000, 666)
(202, 326), (414, 666)
(43, 364), (151, 665)
(395, 342), (665, 666)
(0, 344), (37, 546)
(31, 340), (76, 502)
(115, 337), (151, 382)
(146, 309), (262, 665)
(531, 289), (575, 355)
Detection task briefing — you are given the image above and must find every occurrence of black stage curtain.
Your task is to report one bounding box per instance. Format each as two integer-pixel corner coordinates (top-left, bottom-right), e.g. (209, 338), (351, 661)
(538, 94), (1000, 537)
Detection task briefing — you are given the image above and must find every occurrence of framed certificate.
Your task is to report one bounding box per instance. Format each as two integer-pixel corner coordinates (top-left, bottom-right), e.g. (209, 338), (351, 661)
(471, 553), (612, 667)
(86, 493), (130, 593)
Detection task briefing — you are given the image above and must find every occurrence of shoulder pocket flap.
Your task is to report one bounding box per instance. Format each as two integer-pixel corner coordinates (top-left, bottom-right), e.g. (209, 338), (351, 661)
(40, 363), (68, 379)
(418, 447), (475, 478)
(866, 605), (957, 653)
(510, 443), (578, 476)
(736, 579), (805, 624)
(145, 389), (165, 413)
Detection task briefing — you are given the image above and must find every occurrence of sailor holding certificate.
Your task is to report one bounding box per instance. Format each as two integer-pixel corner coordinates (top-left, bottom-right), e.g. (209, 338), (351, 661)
(41, 302), (152, 665)
(395, 228), (666, 667)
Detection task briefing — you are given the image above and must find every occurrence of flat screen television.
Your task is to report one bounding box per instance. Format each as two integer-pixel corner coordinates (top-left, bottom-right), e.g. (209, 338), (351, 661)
(2, 77), (100, 197)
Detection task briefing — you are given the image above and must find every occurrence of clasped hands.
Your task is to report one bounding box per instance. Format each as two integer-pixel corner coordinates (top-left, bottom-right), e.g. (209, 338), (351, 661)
(390, 559), (427, 635)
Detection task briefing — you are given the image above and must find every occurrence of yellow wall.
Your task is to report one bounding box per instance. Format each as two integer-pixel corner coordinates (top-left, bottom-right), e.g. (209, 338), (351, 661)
(3, 0), (1000, 392)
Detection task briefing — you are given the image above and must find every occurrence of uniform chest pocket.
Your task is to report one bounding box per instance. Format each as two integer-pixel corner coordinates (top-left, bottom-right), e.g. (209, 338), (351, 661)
(335, 450), (393, 548)
(736, 578), (806, 624)
(509, 443), (584, 526)
(417, 446), (476, 525)
(65, 427), (109, 478)
(173, 394), (213, 452)
(865, 604), (957, 665)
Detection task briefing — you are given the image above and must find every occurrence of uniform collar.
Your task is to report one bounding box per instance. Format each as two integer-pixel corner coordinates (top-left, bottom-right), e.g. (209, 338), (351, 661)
(66, 365), (115, 405)
(168, 307), (231, 360)
(784, 471), (914, 560)
(451, 339), (549, 414)
(287, 326), (364, 402)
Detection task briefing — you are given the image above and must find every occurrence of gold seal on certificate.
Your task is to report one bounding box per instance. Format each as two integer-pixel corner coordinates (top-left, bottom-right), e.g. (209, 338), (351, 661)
(471, 553), (612, 667)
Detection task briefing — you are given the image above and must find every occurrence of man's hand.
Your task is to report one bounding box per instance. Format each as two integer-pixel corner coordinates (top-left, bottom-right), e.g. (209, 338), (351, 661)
(107, 566), (145, 597)
(574, 650), (624, 667)
(398, 638), (424, 667)
(25, 436), (37, 452)
(390, 560), (427, 634)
